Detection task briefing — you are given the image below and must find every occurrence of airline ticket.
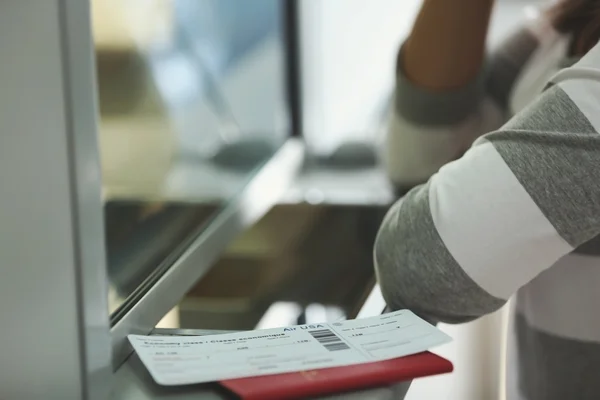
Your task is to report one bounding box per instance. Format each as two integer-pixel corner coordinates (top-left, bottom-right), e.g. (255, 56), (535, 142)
(129, 310), (451, 386)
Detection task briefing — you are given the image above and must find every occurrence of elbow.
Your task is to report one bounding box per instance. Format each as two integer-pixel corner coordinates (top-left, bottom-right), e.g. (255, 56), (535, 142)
(373, 192), (504, 324)
(374, 237), (481, 325)
(372, 198), (420, 314)
(373, 218), (419, 315)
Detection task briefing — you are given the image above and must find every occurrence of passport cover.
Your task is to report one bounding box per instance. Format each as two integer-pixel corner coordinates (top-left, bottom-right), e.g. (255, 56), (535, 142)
(219, 351), (453, 400)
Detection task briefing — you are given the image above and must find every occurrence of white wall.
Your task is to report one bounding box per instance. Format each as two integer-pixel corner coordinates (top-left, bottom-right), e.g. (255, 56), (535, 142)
(298, 0), (540, 155)
(299, 0), (420, 154)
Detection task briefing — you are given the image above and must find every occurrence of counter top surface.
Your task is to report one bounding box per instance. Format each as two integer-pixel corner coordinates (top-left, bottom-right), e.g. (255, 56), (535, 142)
(111, 287), (408, 400)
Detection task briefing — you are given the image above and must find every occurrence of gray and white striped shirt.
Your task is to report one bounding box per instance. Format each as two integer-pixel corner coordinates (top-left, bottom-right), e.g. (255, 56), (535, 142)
(377, 11), (600, 400)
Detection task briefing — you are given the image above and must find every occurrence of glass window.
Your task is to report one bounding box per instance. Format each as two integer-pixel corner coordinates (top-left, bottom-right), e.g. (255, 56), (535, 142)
(92, 0), (290, 318)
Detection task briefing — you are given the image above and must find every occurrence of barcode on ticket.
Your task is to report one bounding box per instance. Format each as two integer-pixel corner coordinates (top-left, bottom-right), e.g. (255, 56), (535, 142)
(308, 329), (350, 352)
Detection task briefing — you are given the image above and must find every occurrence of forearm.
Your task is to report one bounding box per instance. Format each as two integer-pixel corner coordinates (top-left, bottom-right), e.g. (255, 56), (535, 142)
(402, 0), (495, 90)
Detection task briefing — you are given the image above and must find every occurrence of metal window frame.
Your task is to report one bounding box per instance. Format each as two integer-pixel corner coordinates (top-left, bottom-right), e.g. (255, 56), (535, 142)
(282, 0), (303, 138)
(110, 138), (304, 368)
(0, 1), (112, 399)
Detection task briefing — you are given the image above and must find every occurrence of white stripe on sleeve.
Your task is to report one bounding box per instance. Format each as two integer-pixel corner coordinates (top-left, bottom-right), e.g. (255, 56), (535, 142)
(384, 99), (503, 186)
(428, 140), (573, 299)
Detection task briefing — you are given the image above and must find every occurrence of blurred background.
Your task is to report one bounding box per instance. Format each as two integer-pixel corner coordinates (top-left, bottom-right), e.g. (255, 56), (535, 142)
(92, 0), (538, 399)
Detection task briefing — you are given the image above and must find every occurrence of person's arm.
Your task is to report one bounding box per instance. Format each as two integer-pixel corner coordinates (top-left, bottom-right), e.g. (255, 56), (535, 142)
(375, 43), (600, 323)
(402, 0), (494, 91)
(385, 8), (544, 192)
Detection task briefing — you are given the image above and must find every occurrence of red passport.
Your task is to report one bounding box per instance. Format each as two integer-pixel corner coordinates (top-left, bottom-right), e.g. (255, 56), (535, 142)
(220, 352), (453, 400)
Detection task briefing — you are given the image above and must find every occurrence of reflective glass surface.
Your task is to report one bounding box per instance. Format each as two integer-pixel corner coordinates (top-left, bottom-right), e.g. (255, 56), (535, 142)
(92, 0), (290, 317)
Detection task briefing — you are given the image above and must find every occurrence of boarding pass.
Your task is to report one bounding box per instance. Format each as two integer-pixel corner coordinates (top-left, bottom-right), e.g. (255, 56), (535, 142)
(128, 310), (451, 386)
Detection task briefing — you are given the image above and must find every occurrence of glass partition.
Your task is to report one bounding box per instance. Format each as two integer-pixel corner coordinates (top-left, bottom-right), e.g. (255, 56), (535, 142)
(92, 0), (290, 319)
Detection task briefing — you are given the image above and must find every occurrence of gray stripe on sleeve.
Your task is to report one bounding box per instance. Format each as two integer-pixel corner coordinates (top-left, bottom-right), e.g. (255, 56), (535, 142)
(374, 184), (505, 324)
(515, 312), (600, 400)
(486, 26), (539, 109)
(394, 48), (487, 126)
(500, 85), (596, 133)
(394, 26), (539, 127)
(485, 86), (600, 248)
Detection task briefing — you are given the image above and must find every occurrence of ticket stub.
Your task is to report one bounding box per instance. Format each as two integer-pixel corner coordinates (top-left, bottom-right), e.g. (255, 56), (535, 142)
(129, 310), (451, 386)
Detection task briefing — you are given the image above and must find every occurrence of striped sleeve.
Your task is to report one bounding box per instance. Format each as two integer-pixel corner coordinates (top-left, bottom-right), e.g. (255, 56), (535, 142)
(375, 43), (600, 323)
(384, 13), (542, 190)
